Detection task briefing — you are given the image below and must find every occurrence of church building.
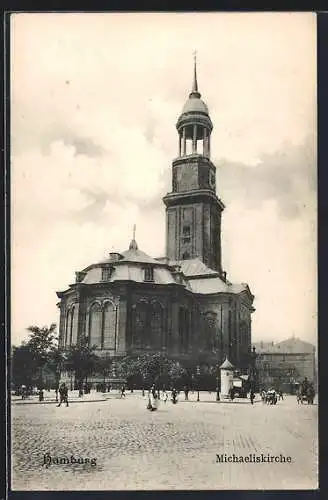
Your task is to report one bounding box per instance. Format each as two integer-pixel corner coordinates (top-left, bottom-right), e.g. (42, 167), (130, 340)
(56, 60), (255, 377)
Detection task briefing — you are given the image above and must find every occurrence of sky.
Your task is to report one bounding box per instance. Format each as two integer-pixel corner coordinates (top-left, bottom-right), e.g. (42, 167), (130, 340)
(11, 12), (317, 346)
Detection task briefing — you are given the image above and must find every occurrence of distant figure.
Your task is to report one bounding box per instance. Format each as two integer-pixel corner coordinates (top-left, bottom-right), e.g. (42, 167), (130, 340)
(21, 385), (27, 400)
(250, 389), (255, 405)
(216, 387), (220, 401)
(184, 386), (189, 401)
(229, 387), (235, 401)
(147, 385), (159, 411)
(78, 383), (84, 397)
(55, 387), (59, 402)
(171, 388), (178, 404)
(278, 390), (284, 401)
(57, 383), (69, 407)
(163, 391), (168, 403)
(38, 389), (44, 402)
(121, 385), (126, 398)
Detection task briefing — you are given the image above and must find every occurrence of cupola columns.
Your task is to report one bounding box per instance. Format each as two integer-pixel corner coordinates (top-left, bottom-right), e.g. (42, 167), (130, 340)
(178, 124), (211, 158)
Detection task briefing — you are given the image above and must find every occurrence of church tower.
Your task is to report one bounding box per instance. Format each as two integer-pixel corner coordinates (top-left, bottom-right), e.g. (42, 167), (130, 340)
(163, 56), (225, 274)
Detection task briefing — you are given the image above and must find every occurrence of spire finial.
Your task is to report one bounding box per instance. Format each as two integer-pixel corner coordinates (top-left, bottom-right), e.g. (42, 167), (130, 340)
(190, 51), (201, 99)
(193, 50), (198, 92)
(129, 224), (138, 251)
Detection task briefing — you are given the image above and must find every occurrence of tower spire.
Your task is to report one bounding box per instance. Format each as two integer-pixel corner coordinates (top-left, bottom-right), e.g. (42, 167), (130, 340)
(190, 51), (201, 99)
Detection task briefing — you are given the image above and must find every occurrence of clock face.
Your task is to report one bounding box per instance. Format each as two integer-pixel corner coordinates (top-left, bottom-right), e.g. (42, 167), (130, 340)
(209, 172), (216, 189)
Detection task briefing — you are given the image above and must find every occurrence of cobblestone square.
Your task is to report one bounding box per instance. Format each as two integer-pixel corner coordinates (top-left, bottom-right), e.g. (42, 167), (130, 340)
(11, 392), (318, 490)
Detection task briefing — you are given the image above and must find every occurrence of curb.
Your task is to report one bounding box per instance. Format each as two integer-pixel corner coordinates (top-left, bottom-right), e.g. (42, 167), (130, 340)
(12, 399), (108, 406)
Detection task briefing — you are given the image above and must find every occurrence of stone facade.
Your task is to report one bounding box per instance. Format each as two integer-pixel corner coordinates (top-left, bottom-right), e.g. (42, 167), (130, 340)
(254, 338), (316, 390)
(56, 59), (255, 382)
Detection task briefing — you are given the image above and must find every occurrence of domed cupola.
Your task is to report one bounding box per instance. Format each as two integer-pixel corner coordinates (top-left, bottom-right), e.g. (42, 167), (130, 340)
(176, 54), (213, 158)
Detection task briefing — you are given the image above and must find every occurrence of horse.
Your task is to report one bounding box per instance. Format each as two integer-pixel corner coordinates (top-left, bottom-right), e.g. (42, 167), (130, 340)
(297, 387), (315, 405)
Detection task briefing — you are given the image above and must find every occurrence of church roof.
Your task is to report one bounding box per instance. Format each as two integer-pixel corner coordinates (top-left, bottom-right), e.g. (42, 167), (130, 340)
(188, 277), (246, 295)
(169, 258), (249, 296)
(120, 247), (159, 265)
(172, 258), (218, 277)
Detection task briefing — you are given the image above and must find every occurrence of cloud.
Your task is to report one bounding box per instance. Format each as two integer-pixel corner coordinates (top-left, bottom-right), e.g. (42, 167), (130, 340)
(216, 134), (316, 220)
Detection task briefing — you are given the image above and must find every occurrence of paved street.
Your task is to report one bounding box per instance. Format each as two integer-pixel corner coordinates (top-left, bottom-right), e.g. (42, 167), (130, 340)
(11, 393), (318, 490)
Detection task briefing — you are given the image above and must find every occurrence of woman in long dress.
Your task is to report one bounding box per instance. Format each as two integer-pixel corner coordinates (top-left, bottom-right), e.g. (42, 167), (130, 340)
(148, 385), (159, 411)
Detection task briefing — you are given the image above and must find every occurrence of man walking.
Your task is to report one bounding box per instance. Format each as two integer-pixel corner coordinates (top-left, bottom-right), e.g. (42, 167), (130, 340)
(57, 383), (69, 407)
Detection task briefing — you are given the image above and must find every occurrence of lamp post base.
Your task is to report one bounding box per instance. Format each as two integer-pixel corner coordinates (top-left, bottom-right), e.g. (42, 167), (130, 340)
(197, 391), (200, 402)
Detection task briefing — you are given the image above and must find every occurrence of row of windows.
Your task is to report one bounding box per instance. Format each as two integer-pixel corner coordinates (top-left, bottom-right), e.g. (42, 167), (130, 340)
(101, 266), (154, 282)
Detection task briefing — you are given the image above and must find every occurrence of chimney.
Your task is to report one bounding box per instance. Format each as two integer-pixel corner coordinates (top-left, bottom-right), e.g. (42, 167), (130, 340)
(109, 252), (123, 262)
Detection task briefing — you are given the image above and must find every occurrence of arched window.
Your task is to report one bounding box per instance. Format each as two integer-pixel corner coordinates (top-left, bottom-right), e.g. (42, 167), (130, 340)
(150, 302), (163, 349)
(89, 303), (102, 348)
(64, 309), (70, 348)
(69, 307), (75, 346)
(179, 307), (189, 353)
(103, 302), (116, 350)
(132, 301), (148, 349)
(204, 311), (218, 351)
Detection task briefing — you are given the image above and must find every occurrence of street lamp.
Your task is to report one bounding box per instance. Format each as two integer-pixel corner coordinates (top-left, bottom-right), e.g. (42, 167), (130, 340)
(216, 330), (222, 401)
(196, 365), (200, 402)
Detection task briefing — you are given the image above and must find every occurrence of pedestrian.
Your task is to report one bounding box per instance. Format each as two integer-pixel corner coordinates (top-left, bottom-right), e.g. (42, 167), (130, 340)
(163, 391), (168, 403)
(250, 389), (255, 405)
(57, 383), (69, 407)
(147, 385), (159, 411)
(121, 385), (126, 398)
(38, 388), (44, 402)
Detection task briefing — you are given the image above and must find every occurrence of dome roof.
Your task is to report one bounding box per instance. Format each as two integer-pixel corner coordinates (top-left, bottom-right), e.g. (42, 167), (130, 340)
(182, 97), (209, 115)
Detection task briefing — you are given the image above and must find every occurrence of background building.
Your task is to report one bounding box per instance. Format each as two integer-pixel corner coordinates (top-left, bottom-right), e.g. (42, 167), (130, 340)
(57, 60), (255, 385)
(254, 337), (316, 392)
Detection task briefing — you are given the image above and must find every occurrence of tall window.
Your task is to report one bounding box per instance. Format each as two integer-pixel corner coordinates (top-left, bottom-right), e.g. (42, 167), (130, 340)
(179, 307), (189, 353)
(132, 302), (148, 348)
(64, 310), (70, 347)
(182, 225), (191, 244)
(144, 267), (154, 282)
(69, 307), (75, 346)
(89, 303), (102, 348)
(150, 302), (163, 349)
(204, 311), (218, 351)
(103, 302), (116, 350)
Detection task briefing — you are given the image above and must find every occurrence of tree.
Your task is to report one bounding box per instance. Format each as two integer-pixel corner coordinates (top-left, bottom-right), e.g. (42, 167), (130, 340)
(11, 343), (37, 389)
(116, 353), (188, 389)
(64, 336), (98, 388)
(15, 323), (58, 388)
(46, 346), (66, 389)
(95, 354), (113, 386)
